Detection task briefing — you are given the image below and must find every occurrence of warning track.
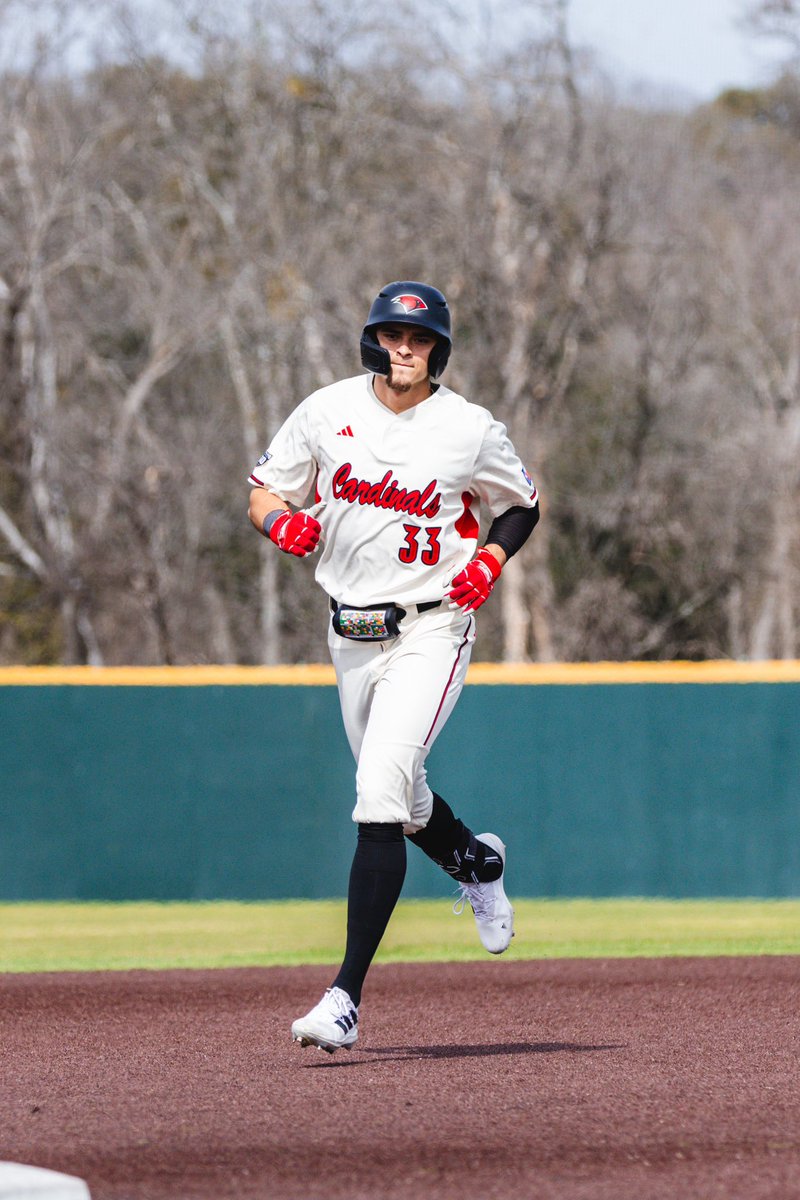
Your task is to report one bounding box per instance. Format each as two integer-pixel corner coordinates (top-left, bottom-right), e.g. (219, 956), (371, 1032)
(2, 957), (798, 1199)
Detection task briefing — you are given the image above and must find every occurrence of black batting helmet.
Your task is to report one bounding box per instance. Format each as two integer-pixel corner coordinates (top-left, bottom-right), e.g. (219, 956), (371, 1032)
(360, 281), (452, 379)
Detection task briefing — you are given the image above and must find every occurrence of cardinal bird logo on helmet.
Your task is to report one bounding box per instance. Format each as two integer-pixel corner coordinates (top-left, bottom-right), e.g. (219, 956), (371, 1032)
(391, 294), (428, 313)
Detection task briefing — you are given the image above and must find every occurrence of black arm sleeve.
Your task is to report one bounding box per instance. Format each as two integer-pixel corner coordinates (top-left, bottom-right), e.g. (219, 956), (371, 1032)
(486, 503), (540, 560)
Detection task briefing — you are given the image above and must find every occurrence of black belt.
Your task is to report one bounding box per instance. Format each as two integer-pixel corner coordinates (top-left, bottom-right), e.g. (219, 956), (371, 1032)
(329, 598), (442, 615)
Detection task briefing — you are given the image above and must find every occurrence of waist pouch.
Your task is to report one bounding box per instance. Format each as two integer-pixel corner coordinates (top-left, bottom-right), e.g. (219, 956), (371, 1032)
(331, 602), (407, 641)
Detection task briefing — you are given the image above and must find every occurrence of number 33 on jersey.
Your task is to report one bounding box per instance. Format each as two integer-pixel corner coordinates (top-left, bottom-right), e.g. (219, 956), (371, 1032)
(248, 373), (537, 608)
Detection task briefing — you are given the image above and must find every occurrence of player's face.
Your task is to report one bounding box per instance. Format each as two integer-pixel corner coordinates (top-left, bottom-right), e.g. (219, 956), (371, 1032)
(376, 324), (437, 394)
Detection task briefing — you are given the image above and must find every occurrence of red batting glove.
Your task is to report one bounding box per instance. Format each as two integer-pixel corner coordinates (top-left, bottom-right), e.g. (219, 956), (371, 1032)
(267, 510), (322, 557)
(448, 548), (502, 613)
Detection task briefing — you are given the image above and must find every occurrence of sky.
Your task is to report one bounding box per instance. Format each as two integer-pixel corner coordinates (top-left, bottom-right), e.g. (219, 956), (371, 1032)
(0, 0), (792, 105)
(567, 0), (789, 102)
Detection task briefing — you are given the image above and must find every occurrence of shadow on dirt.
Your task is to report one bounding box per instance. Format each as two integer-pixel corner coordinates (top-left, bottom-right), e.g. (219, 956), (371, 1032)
(304, 1041), (625, 1066)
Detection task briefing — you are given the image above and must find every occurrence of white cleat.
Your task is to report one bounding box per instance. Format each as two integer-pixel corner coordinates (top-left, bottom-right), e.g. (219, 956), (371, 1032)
(291, 986), (359, 1053)
(453, 833), (515, 954)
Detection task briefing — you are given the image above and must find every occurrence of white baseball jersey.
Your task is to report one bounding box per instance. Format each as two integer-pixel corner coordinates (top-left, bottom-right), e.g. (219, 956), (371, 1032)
(248, 373), (538, 607)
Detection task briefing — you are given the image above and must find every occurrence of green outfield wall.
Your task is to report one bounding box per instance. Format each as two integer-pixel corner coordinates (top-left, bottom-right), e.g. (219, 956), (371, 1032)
(1, 663), (798, 900)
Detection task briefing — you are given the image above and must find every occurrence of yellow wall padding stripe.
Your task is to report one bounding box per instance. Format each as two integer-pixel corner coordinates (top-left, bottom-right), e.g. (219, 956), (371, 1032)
(1, 660), (800, 686)
(467, 660), (800, 685)
(0, 665), (337, 686)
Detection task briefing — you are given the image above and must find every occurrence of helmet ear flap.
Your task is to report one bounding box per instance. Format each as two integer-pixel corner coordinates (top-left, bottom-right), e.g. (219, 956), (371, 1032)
(428, 340), (451, 381)
(360, 331), (391, 375)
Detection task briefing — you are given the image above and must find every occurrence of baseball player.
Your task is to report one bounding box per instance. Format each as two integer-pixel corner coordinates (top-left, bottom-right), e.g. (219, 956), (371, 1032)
(248, 281), (539, 1052)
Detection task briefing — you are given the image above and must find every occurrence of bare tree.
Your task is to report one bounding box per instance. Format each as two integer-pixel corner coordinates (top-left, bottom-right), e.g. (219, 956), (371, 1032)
(3, 0), (800, 664)
(742, 0), (800, 55)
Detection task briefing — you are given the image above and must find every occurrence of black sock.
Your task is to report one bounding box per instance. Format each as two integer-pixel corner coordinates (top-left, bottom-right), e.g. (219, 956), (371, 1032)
(331, 822), (406, 1008)
(407, 792), (503, 884)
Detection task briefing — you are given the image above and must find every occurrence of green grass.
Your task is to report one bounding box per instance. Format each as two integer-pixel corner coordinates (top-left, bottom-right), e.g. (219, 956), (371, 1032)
(1, 898), (799, 973)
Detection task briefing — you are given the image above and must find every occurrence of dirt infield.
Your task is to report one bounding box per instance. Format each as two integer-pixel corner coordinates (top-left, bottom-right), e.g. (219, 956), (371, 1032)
(2, 956), (799, 1199)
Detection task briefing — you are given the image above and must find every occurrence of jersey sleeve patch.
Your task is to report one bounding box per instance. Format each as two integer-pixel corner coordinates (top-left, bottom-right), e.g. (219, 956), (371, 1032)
(248, 449), (272, 487)
(522, 466), (538, 503)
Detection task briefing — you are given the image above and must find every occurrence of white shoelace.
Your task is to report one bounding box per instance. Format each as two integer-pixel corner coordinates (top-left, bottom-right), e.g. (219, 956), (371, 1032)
(325, 986), (356, 1017)
(453, 881), (494, 921)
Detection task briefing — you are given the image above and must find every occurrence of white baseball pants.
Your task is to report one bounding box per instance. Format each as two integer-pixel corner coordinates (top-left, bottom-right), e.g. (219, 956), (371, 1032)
(328, 605), (476, 833)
